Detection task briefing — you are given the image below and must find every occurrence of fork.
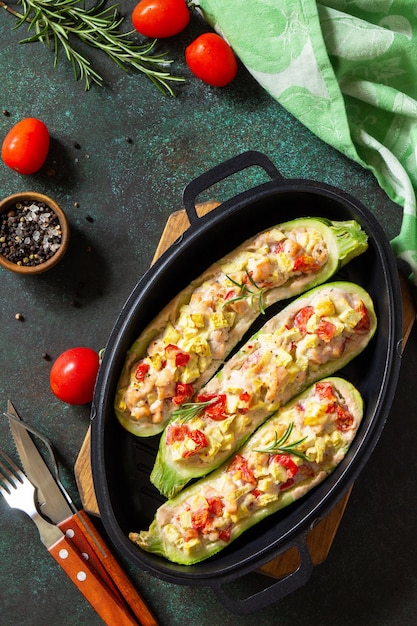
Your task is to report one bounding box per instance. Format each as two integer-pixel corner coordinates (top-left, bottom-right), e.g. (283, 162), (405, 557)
(0, 448), (140, 626)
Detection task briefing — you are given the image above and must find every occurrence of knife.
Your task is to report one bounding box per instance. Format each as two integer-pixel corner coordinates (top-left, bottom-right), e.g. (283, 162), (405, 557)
(6, 401), (159, 626)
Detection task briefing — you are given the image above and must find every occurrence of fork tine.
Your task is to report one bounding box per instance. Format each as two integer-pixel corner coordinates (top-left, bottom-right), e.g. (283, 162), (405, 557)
(0, 450), (150, 625)
(0, 449), (25, 488)
(0, 448), (25, 482)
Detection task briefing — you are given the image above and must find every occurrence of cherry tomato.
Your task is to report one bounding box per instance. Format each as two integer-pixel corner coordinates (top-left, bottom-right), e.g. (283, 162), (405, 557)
(50, 347), (100, 405)
(1, 117), (50, 175)
(185, 33), (238, 87)
(132, 0), (190, 38)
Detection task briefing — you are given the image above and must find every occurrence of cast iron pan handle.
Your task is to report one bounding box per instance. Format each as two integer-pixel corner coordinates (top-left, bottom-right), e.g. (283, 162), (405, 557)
(183, 150), (284, 227)
(211, 534), (313, 615)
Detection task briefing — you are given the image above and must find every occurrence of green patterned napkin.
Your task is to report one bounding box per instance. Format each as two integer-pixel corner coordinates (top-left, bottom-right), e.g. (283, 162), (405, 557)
(195, 0), (417, 284)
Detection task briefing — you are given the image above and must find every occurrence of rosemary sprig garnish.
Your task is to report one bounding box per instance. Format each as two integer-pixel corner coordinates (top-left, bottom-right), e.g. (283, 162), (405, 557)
(224, 268), (267, 314)
(1, 0), (184, 94)
(254, 422), (309, 460)
(171, 398), (217, 423)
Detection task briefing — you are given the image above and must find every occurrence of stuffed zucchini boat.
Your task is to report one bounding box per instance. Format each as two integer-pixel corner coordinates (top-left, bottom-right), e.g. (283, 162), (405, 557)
(151, 282), (376, 498)
(131, 377), (363, 565)
(115, 218), (368, 437)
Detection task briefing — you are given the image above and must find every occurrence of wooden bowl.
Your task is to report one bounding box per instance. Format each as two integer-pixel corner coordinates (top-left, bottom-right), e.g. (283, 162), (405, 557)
(0, 192), (70, 275)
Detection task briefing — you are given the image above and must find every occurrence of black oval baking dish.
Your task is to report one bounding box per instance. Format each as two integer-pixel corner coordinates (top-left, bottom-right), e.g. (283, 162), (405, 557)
(91, 151), (403, 614)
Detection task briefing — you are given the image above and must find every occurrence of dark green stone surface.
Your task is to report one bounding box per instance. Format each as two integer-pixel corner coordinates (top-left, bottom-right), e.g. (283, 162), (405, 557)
(1, 4), (416, 625)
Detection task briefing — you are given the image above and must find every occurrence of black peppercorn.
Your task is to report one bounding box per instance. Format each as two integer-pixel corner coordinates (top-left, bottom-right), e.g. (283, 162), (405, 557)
(0, 200), (62, 266)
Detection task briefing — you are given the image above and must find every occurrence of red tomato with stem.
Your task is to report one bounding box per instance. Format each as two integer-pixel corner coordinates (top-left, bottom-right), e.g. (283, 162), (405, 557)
(50, 347), (100, 405)
(185, 33), (238, 87)
(1, 117), (50, 175)
(132, 0), (190, 38)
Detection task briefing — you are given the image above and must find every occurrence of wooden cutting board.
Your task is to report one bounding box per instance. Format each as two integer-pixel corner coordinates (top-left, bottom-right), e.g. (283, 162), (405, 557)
(75, 201), (416, 579)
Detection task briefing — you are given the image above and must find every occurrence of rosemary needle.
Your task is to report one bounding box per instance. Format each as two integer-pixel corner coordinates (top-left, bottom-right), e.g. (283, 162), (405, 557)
(172, 398), (218, 423)
(254, 422), (309, 461)
(2, 0), (184, 94)
(224, 268), (267, 314)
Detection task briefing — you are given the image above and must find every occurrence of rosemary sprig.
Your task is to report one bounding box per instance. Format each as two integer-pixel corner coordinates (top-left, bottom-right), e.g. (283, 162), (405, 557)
(2, 0), (184, 94)
(254, 422), (309, 461)
(171, 398), (217, 423)
(224, 268), (267, 314)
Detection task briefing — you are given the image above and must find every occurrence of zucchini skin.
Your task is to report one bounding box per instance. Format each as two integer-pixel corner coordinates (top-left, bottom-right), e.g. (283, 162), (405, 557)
(115, 218), (368, 437)
(131, 377), (363, 565)
(151, 281), (376, 498)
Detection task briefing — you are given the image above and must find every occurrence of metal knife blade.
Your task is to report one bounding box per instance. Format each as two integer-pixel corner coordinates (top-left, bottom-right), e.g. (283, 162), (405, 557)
(5, 402), (160, 625)
(7, 400), (73, 523)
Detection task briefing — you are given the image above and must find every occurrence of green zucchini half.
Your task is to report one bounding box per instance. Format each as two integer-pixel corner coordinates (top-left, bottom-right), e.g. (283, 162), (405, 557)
(151, 282), (376, 498)
(115, 218), (367, 437)
(132, 377), (363, 565)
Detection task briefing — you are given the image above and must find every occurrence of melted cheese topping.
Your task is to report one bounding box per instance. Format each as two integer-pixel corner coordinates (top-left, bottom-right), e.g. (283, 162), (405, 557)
(120, 226), (328, 425)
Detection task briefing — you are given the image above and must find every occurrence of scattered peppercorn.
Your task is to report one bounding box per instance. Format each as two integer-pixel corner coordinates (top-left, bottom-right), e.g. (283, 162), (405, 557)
(3, 110), (10, 117)
(73, 142), (81, 149)
(74, 201), (79, 208)
(85, 215), (94, 223)
(15, 313), (24, 321)
(125, 136), (133, 143)
(0, 200), (62, 266)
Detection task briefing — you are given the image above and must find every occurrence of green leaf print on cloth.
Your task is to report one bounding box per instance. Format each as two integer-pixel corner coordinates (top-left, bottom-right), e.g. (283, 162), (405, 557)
(195, 0), (417, 283)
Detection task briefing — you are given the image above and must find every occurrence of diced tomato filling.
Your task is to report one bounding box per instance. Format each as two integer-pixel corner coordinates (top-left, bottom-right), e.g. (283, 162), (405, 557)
(186, 496), (230, 542)
(227, 454), (257, 485)
(335, 405), (354, 431)
(315, 381), (336, 401)
(172, 382), (194, 406)
(166, 423), (188, 445)
(354, 300), (371, 333)
(165, 344), (191, 368)
(219, 527), (232, 543)
(314, 381), (338, 413)
(293, 254), (321, 273)
(293, 306), (314, 334)
(182, 429), (208, 458)
(207, 496), (224, 516)
(268, 454), (300, 493)
(191, 508), (209, 530)
(272, 454), (299, 478)
(166, 423), (208, 456)
(165, 343), (179, 356)
(195, 393), (228, 421)
(316, 319), (336, 342)
(135, 361), (149, 381)
(175, 352), (191, 367)
(238, 391), (251, 413)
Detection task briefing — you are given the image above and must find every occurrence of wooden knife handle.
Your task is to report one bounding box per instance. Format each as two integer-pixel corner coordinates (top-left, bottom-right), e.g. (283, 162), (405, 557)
(58, 514), (125, 606)
(49, 533), (139, 626)
(74, 509), (159, 626)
